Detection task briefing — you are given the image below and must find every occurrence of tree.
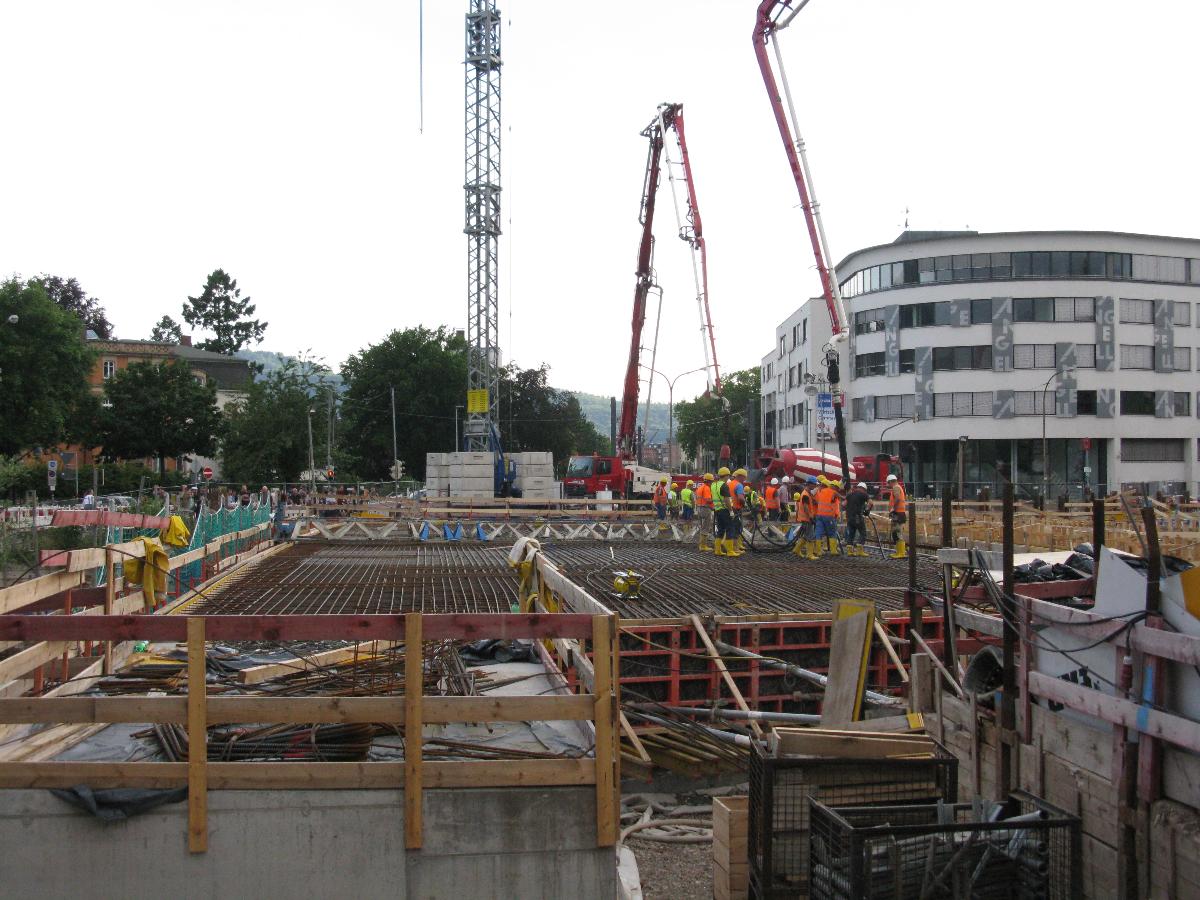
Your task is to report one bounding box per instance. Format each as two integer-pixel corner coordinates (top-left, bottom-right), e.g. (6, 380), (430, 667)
(0, 278), (98, 456)
(674, 368), (761, 468)
(220, 355), (334, 484)
(97, 360), (222, 471)
(150, 315), (183, 343)
(496, 364), (611, 465)
(32, 275), (112, 338)
(339, 327), (467, 481)
(182, 269), (266, 354)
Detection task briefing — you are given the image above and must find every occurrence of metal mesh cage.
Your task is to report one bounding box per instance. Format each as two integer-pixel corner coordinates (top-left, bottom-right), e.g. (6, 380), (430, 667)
(808, 791), (1082, 900)
(748, 741), (958, 899)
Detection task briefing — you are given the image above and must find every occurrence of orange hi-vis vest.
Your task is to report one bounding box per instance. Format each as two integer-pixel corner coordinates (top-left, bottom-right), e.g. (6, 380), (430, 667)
(765, 485), (779, 510)
(889, 483), (907, 515)
(653, 484), (668, 505)
(815, 486), (841, 519)
(730, 481), (744, 510)
(797, 490), (814, 522)
(696, 483), (712, 507)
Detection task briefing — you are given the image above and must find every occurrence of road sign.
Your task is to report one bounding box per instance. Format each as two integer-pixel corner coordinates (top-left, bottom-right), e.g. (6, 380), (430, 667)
(201, 466), (214, 481)
(815, 392), (835, 440)
(47, 459), (58, 473)
(466, 389), (489, 414)
(390, 460), (405, 479)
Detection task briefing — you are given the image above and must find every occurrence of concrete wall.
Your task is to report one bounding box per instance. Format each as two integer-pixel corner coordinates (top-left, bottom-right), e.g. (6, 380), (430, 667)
(0, 786), (615, 900)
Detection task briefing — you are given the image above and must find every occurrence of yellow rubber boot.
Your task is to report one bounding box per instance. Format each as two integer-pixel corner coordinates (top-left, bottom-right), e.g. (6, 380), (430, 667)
(726, 538), (744, 558)
(791, 538), (807, 557)
(713, 537), (727, 556)
(829, 537), (841, 556)
(890, 539), (908, 560)
(805, 540), (819, 559)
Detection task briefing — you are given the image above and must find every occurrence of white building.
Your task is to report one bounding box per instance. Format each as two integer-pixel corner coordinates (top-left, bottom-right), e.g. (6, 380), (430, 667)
(762, 230), (1200, 499)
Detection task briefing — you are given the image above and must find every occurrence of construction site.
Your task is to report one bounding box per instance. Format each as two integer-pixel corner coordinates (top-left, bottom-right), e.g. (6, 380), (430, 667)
(2, 0), (1199, 899)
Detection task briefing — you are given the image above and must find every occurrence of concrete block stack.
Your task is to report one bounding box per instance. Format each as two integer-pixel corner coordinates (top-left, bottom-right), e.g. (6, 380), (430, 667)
(448, 451), (495, 499)
(511, 451), (557, 499)
(424, 453), (449, 495)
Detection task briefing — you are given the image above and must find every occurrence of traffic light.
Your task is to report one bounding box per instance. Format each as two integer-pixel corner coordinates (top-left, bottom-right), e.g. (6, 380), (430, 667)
(390, 459), (405, 479)
(326, 468), (335, 481)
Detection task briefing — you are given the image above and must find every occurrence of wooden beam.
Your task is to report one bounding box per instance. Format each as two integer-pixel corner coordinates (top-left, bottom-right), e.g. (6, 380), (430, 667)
(235, 642), (400, 684)
(689, 614), (763, 740)
(0, 759), (597, 790)
(186, 617), (207, 854)
(1027, 596), (1200, 667)
(0, 641), (72, 685)
(592, 614), (618, 847)
(0, 570), (83, 614)
(422, 694), (594, 723)
(911, 629), (965, 699)
(0, 612), (596, 643)
(1029, 672), (1200, 754)
(404, 613), (423, 850)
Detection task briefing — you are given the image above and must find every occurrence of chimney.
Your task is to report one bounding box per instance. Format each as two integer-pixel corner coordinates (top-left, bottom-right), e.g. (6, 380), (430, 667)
(179, 335), (192, 346)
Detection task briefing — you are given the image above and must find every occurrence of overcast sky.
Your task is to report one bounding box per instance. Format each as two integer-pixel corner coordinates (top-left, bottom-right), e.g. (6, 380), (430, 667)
(3, 1), (1198, 402)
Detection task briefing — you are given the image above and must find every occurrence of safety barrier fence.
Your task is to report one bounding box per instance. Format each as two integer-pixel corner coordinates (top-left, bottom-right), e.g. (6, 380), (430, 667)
(0, 612), (619, 855)
(0, 522), (273, 694)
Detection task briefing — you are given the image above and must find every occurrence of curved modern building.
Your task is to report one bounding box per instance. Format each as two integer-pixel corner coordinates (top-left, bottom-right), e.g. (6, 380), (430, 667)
(761, 230), (1200, 498)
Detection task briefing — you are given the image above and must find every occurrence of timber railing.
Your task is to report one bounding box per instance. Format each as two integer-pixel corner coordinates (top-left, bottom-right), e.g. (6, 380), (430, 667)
(0, 612), (621, 855)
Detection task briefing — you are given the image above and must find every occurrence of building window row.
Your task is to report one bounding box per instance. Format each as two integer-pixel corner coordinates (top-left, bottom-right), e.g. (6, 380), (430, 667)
(934, 392), (992, 417)
(934, 345), (993, 371)
(850, 388), (1193, 420)
(1119, 298), (1193, 325)
(1122, 438), (1185, 462)
(840, 250), (1200, 299)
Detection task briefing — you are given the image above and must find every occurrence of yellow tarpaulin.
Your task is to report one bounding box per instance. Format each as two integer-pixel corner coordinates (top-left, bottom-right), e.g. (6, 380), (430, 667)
(123, 536), (169, 609)
(161, 515), (191, 548)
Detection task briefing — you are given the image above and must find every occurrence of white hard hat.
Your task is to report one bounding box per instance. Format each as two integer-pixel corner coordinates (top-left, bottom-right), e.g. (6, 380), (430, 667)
(781, 476), (791, 483)
(857, 482), (867, 489)
(887, 474), (898, 481)
(770, 477), (779, 485)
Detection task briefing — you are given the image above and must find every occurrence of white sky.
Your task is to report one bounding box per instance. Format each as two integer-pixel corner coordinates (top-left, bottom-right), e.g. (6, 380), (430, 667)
(3, 1), (1198, 400)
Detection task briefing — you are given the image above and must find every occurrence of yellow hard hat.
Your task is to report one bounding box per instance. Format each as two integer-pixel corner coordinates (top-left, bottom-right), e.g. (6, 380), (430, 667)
(717, 466), (730, 476)
(686, 480), (694, 487)
(661, 476), (669, 482)
(734, 468), (747, 477)
(703, 473), (714, 481)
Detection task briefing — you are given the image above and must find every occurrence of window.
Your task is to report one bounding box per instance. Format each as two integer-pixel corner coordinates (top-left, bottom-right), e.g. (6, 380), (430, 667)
(1121, 438), (1184, 462)
(1119, 298), (1153, 324)
(1174, 392), (1191, 416)
(970, 298), (992, 324)
(934, 391), (992, 417)
(990, 252), (1011, 279)
(1014, 391), (1052, 415)
(1132, 255), (1187, 283)
(779, 336), (786, 358)
(1191, 261), (1200, 285)
(1030, 252), (1051, 277)
(932, 345), (992, 371)
(1077, 390), (1097, 415)
(899, 301), (950, 329)
(854, 308), (884, 335)
(1120, 344), (1154, 369)
(1074, 344), (1097, 368)
(1173, 301), (1191, 326)
(1013, 344), (1055, 369)
(855, 352), (885, 378)
(802, 319), (808, 344)
(1120, 390), (1155, 415)
(1013, 297), (1054, 322)
(1174, 347), (1192, 371)
(899, 349), (915, 373)
(874, 394), (915, 419)
(102, 359), (116, 379)
(1074, 297), (1095, 321)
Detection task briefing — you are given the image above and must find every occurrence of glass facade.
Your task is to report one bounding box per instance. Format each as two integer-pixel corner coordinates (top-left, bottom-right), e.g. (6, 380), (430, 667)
(839, 250), (1200, 300)
(895, 438), (1109, 500)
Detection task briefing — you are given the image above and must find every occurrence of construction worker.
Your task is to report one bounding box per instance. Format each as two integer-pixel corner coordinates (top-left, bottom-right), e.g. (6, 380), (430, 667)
(778, 476), (792, 523)
(792, 475), (819, 559)
(744, 480), (763, 533)
(680, 480), (695, 521)
(814, 477), (843, 556)
(667, 482), (681, 520)
(711, 466), (742, 557)
(844, 482), (872, 556)
(652, 477), (669, 521)
(731, 468), (749, 551)
(765, 478), (781, 521)
(887, 473), (909, 559)
(696, 473), (714, 551)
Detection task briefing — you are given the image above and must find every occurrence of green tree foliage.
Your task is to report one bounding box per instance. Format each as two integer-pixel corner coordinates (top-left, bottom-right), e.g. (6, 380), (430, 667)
(182, 269), (266, 354)
(220, 355), (334, 484)
(674, 368), (761, 468)
(97, 361), (222, 470)
(339, 327), (467, 480)
(32, 274), (113, 338)
(496, 365), (611, 464)
(0, 278), (98, 456)
(150, 315), (183, 343)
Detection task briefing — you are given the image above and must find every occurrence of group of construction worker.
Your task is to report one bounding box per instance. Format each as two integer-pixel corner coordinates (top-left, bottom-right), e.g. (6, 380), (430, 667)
(656, 467), (909, 560)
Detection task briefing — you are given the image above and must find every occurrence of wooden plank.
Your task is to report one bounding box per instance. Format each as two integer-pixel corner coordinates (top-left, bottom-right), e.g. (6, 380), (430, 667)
(0, 612), (595, 643)
(236, 641), (400, 684)
(1029, 671), (1200, 753)
(422, 694), (593, 723)
(690, 615), (763, 740)
(592, 614), (618, 847)
(1028, 596), (1200, 667)
(186, 617), (207, 854)
(404, 613), (423, 850)
(820, 601), (874, 724)
(874, 619), (909, 683)
(0, 759), (596, 790)
(911, 629), (965, 699)
(0, 570), (83, 614)
(103, 548), (114, 675)
(0, 641), (72, 685)
(770, 730), (934, 759)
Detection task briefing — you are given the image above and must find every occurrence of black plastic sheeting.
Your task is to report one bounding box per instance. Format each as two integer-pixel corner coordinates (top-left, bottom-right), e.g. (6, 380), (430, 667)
(50, 786), (187, 822)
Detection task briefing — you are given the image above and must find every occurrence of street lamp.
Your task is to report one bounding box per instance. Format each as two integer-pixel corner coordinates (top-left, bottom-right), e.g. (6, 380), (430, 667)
(1040, 370), (1058, 502)
(639, 364), (711, 470)
(878, 413), (918, 455)
(454, 404), (465, 451)
(957, 435), (969, 501)
(802, 373), (827, 452)
(307, 407), (316, 494)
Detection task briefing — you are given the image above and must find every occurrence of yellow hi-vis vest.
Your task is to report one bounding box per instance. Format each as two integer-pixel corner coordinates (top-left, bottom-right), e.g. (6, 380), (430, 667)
(711, 478), (727, 512)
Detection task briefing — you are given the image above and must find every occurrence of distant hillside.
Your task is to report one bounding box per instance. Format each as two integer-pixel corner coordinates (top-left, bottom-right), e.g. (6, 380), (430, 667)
(236, 350), (344, 392)
(568, 390), (674, 445)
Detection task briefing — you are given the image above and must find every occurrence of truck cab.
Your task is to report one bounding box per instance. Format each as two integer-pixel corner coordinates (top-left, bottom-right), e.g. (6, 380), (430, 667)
(852, 453), (904, 497)
(564, 454), (621, 498)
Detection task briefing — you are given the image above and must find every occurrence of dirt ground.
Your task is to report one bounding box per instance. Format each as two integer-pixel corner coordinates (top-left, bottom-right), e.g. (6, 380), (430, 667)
(627, 836), (714, 900)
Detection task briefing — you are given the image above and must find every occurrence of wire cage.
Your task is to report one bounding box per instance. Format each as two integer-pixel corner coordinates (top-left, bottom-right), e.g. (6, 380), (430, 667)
(749, 740), (958, 899)
(808, 791), (1082, 900)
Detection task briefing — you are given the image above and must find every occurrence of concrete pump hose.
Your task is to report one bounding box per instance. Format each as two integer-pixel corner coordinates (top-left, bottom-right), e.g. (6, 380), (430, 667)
(618, 818), (713, 846)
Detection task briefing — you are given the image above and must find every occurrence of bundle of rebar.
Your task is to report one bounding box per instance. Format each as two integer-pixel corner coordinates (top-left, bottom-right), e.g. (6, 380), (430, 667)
(149, 722), (375, 762)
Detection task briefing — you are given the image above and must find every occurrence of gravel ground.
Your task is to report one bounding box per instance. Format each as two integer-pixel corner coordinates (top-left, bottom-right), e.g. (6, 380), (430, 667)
(627, 836), (713, 900)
